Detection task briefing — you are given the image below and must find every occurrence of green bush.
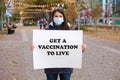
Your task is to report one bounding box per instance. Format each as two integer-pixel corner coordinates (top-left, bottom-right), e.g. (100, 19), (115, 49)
(23, 21), (37, 26)
(80, 25), (88, 31)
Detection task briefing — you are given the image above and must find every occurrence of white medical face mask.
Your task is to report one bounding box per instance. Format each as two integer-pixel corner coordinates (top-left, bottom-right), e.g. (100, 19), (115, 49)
(53, 18), (64, 26)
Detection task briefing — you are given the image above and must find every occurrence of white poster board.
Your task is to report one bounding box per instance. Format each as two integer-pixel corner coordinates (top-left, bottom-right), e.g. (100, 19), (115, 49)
(33, 30), (83, 69)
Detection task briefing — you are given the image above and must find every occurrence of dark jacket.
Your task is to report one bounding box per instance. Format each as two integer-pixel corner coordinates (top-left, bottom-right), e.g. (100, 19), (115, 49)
(44, 22), (73, 73)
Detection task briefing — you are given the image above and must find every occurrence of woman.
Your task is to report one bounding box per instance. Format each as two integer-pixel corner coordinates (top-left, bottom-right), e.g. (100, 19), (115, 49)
(32, 9), (86, 80)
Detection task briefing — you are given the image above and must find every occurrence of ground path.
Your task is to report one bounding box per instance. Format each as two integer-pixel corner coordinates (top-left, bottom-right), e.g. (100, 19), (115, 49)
(0, 26), (120, 80)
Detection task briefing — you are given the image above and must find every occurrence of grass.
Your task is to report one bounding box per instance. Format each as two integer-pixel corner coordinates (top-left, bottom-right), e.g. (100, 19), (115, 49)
(84, 27), (120, 42)
(0, 28), (7, 39)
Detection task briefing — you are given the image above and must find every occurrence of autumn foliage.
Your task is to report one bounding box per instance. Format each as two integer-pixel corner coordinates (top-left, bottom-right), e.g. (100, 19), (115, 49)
(89, 4), (103, 20)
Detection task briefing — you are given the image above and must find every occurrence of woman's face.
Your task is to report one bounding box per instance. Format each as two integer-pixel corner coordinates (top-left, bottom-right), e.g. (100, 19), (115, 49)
(53, 11), (63, 18)
(53, 11), (64, 26)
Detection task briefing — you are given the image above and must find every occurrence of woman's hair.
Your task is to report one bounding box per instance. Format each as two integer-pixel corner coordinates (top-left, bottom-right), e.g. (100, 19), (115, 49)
(51, 9), (70, 30)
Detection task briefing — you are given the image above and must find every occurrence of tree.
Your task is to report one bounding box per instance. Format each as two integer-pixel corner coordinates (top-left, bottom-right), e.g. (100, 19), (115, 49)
(112, 2), (120, 17)
(76, 0), (88, 29)
(89, 3), (103, 30)
(12, 0), (66, 24)
(79, 0), (87, 11)
(0, 0), (6, 12)
(65, 2), (77, 24)
(90, 3), (102, 21)
(24, 0), (64, 5)
(89, 0), (98, 9)
(0, 0), (6, 32)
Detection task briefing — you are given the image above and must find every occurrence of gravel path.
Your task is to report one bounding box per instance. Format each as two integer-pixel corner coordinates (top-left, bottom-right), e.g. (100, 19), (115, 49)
(0, 27), (120, 80)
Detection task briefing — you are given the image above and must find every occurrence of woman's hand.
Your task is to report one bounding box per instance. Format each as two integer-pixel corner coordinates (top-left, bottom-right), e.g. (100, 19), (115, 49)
(31, 44), (35, 51)
(82, 43), (87, 52)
